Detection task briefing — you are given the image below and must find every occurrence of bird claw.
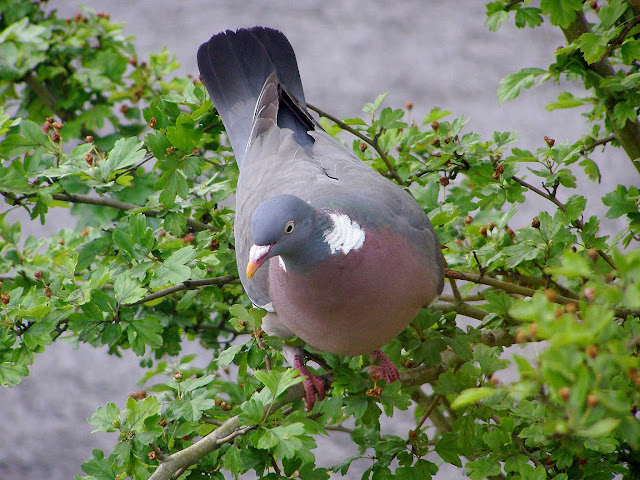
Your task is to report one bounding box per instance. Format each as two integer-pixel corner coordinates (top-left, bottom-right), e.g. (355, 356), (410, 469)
(293, 354), (326, 411)
(369, 349), (400, 384)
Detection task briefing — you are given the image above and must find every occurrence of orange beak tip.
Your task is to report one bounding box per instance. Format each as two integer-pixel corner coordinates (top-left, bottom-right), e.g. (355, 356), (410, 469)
(246, 260), (259, 279)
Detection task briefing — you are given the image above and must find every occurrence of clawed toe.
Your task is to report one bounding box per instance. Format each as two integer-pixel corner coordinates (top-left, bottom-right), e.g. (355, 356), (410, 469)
(293, 354), (326, 410)
(369, 349), (400, 384)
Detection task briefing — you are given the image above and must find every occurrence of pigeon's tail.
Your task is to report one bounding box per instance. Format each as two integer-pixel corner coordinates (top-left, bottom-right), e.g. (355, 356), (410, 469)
(197, 27), (315, 166)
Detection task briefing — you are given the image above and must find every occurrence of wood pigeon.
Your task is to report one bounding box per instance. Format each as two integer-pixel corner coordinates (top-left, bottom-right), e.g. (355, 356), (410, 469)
(197, 27), (444, 408)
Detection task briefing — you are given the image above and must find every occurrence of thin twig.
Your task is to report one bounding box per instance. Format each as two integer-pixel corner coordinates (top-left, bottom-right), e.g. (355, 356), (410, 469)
(415, 394), (440, 431)
(511, 176), (617, 270)
(170, 467), (186, 480)
(430, 301), (489, 321)
(491, 415), (544, 469)
(598, 15), (640, 64)
(150, 443), (167, 462)
(49, 192), (214, 232)
(581, 134), (616, 154)
(446, 269), (639, 319)
(126, 276), (238, 306)
(270, 456), (281, 477)
(439, 292), (486, 303)
(256, 333), (272, 371)
(113, 154), (155, 180)
(307, 103), (404, 184)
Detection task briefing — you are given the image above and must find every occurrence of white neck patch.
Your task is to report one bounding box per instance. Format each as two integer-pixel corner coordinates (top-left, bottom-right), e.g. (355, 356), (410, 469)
(278, 255), (287, 272)
(323, 213), (366, 255)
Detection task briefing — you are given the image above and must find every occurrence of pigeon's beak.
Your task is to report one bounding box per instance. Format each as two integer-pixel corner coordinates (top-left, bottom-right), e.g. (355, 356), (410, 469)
(246, 244), (272, 279)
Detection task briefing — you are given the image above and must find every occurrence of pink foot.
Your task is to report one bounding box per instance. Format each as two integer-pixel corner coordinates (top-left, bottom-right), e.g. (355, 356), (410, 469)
(369, 350), (400, 384)
(293, 354), (326, 410)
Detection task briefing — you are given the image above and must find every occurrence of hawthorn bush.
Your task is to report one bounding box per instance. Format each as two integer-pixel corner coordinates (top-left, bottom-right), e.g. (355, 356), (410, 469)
(1, 1), (640, 479)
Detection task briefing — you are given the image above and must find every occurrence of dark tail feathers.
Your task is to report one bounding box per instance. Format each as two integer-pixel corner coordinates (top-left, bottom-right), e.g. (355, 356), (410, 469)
(197, 27), (315, 166)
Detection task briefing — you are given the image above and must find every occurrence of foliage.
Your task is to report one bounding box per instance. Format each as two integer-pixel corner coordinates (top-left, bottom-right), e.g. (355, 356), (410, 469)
(1, 1), (640, 479)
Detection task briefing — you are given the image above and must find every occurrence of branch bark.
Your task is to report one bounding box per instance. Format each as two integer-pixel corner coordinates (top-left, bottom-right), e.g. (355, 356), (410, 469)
(149, 327), (515, 480)
(446, 268), (640, 319)
(126, 276), (239, 306)
(50, 193), (214, 232)
(561, 12), (640, 174)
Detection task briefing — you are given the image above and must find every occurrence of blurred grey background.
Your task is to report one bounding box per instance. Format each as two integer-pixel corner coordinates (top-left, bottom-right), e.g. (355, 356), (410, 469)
(0, 1), (635, 479)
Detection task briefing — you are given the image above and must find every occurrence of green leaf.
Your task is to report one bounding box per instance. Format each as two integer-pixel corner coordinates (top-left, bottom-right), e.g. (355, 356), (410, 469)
(99, 137), (146, 181)
(80, 449), (116, 480)
(578, 418), (620, 438)
(216, 344), (243, 368)
(602, 185), (639, 219)
(546, 91), (586, 111)
(378, 107), (407, 130)
(125, 395), (161, 432)
(540, 0), (582, 28)
(502, 243), (544, 267)
(19, 119), (49, 146)
(89, 403), (121, 433)
(150, 246), (196, 288)
(451, 387), (494, 409)
(158, 170), (189, 208)
(126, 316), (163, 355)
(171, 395), (215, 422)
(574, 33), (608, 64)
(514, 8), (543, 29)
(498, 68), (546, 103)
(254, 368), (304, 401)
(466, 456), (501, 480)
(485, 2), (509, 31)
(621, 39), (640, 65)
(114, 273), (147, 304)
(363, 93), (389, 115)
(612, 100), (638, 128)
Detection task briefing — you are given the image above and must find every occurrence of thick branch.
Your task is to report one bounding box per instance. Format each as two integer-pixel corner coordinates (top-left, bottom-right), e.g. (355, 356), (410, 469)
(24, 73), (68, 121)
(149, 416), (251, 480)
(50, 193), (213, 232)
(561, 11), (640, 174)
(307, 103), (404, 184)
(431, 301), (489, 321)
(150, 327), (514, 480)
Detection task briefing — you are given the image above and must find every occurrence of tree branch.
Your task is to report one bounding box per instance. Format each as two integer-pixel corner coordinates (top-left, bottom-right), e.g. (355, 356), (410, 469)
(307, 103), (404, 185)
(149, 327), (514, 480)
(581, 134), (617, 154)
(50, 193), (214, 232)
(431, 300), (489, 321)
(149, 416), (252, 480)
(126, 276), (239, 306)
(561, 11), (640, 174)
(510, 175), (617, 270)
(446, 268), (640, 319)
(24, 73), (68, 121)
(597, 15), (640, 64)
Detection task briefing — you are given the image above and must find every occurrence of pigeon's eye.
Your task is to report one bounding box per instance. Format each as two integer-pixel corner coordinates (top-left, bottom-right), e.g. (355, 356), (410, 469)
(284, 221), (295, 234)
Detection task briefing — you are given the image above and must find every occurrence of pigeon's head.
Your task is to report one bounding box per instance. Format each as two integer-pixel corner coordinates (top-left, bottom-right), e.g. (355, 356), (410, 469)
(246, 194), (325, 278)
